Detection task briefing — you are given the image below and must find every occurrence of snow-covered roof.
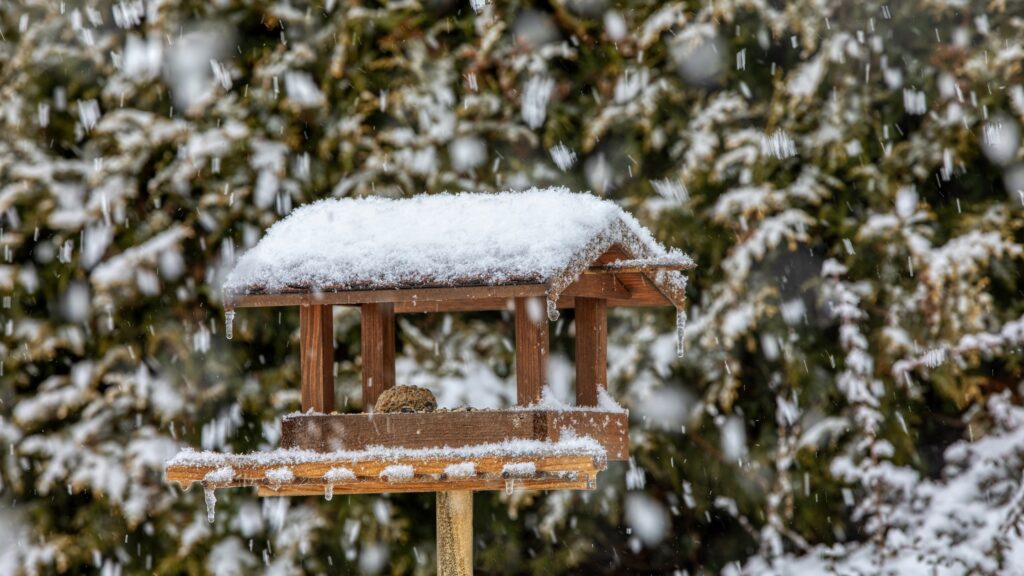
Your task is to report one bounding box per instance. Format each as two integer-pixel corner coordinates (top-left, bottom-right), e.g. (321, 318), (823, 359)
(224, 187), (692, 307)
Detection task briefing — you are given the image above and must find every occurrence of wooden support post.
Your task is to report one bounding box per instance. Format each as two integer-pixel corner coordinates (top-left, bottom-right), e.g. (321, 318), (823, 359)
(575, 297), (607, 407)
(299, 305), (334, 413)
(437, 491), (473, 576)
(361, 302), (396, 409)
(514, 297), (548, 405)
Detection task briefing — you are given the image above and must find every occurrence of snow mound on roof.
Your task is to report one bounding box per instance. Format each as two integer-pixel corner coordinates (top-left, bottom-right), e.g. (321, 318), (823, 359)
(224, 188), (673, 293)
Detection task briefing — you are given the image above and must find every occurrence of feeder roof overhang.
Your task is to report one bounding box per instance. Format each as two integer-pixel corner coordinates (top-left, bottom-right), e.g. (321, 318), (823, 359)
(223, 188), (693, 311)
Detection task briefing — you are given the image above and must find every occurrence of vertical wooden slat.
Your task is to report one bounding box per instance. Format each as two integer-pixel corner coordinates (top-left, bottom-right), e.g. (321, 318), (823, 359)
(514, 297), (548, 406)
(436, 491), (473, 576)
(575, 297), (607, 406)
(361, 302), (396, 410)
(299, 305), (334, 413)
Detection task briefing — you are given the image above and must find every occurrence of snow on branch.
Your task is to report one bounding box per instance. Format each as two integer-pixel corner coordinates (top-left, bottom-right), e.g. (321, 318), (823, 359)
(892, 312), (1024, 381)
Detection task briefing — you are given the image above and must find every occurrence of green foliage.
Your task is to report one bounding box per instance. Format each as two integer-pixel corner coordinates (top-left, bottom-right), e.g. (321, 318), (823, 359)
(2, 0), (1024, 574)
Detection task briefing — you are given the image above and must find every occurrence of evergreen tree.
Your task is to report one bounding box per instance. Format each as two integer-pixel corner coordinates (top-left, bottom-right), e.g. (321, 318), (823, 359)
(1, 0), (1023, 574)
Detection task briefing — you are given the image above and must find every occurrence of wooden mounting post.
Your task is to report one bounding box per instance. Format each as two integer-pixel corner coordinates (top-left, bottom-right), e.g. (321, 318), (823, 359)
(575, 297), (607, 406)
(437, 491), (473, 576)
(299, 305), (334, 413)
(514, 297), (548, 406)
(361, 302), (396, 409)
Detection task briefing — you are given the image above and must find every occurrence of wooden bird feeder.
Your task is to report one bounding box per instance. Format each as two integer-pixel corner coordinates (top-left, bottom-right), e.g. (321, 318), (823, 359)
(165, 189), (692, 575)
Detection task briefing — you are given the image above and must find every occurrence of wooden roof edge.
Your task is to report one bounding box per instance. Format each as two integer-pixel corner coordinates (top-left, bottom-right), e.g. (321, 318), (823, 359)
(644, 269), (689, 310)
(223, 283), (550, 309)
(586, 221), (692, 311)
(222, 220), (693, 312)
(544, 234), (620, 316)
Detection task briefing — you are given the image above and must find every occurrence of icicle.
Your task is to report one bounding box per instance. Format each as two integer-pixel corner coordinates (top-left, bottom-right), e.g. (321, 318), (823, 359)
(675, 308), (687, 358)
(324, 484), (333, 501)
(224, 309), (235, 340)
(546, 297), (559, 322)
(505, 479), (514, 495)
(204, 486), (217, 523)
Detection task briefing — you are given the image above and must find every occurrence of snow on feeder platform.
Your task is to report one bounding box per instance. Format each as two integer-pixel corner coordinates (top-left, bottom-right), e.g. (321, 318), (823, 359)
(164, 188), (693, 575)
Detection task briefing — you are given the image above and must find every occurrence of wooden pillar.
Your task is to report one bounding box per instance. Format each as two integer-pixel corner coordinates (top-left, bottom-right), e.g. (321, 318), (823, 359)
(361, 302), (396, 409)
(437, 491), (473, 576)
(299, 304), (334, 413)
(514, 296), (548, 405)
(575, 297), (607, 406)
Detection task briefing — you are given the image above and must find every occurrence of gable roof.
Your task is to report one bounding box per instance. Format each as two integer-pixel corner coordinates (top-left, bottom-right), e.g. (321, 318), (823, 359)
(223, 188), (692, 313)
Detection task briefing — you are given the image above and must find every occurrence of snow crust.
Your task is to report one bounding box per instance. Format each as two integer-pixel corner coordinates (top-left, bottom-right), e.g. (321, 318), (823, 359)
(501, 462), (537, 477)
(323, 467), (356, 482)
(379, 464), (414, 481)
(223, 188), (684, 294)
(202, 466), (235, 484)
(265, 467), (295, 488)
(443, 462), (476, 478)
(167, 436), (606, 468)
(599, 253), (694, 269)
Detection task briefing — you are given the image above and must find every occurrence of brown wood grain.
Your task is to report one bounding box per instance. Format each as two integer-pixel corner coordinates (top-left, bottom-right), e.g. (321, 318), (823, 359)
(360, 303), (395, 409)
(608, 272), (671, 306)
(394, 293), (671, 313)
(549, 412), (628, 459)
(227, 284), (547, 308)
(394, 297), (516, 314)
(514, 297), (548, 406)
(436, 491), (473, 576)
(560, 274), (630, 300)
(228, 276), (673, 311)
(575, 297), (608, 407)
(279, 410), (629, 460)
(299, 305), (334, 413)
(253, 476), (593, 496)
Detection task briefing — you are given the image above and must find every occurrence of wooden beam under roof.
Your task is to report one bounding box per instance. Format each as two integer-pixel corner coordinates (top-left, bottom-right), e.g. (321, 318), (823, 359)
(225, 271), (673, 313)
(226, 284), (548, 309)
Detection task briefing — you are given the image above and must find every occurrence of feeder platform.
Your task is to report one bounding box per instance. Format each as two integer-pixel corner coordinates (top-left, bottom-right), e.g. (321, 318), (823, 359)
(165, 437), (607, 496)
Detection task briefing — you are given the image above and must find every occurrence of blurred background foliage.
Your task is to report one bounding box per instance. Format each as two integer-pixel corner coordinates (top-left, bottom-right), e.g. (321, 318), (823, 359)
(2, 0), (1024, 574)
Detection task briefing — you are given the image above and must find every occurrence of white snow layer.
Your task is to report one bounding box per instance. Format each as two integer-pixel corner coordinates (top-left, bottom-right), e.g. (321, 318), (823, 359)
(202, 466), (235, 484)
(443, 462), (476, 478)
(501, 462), (537, 477)
(168, 436), (606, 468)
(223, 188), (689, 293)
(379, 464), (415, 481)
(323, 467), (356, 482)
